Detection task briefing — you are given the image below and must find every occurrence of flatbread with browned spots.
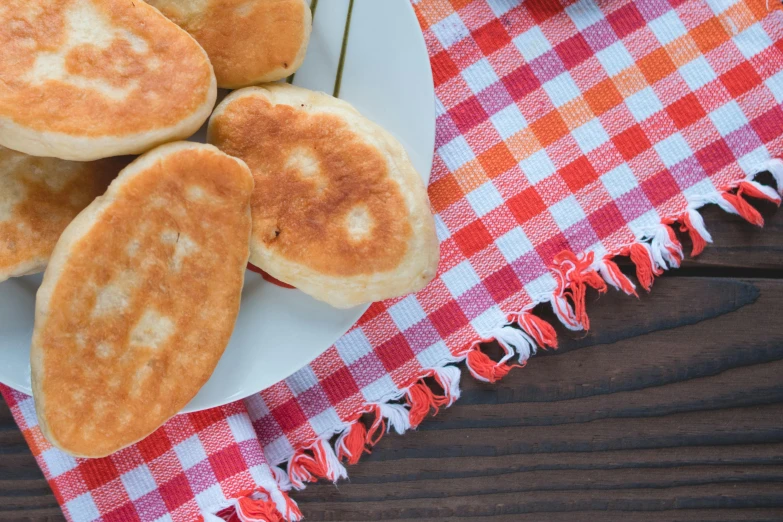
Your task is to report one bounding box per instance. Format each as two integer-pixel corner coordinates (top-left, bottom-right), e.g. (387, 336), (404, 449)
(145, 0), (311, 88)
(31, 142), (253, 458)
(208, 84), (439, 308)
(0, 145), (124, 283)
(0, 0), (216, 161)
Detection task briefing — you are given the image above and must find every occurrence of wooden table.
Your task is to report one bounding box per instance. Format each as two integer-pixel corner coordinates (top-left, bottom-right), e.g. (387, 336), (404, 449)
(3, 201), (783, 521)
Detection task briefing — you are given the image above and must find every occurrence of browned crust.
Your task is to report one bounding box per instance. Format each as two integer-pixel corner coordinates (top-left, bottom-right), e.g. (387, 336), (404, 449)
(0, 0), (214, 136)
(0, 147), (126, 280)
(209, 93), (414, 278)
(146, 0), (310, 88)
(32, 143), (253, 458)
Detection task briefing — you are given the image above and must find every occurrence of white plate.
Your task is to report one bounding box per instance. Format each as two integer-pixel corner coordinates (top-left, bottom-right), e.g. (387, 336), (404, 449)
(0, 0), (435, 412)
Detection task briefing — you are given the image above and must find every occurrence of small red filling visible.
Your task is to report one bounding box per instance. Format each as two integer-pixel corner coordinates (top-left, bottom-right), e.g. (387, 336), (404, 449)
(247, 263), (296, 289)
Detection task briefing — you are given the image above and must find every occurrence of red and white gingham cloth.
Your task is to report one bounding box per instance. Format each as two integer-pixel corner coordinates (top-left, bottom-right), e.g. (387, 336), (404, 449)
(4, 0), (783, 520)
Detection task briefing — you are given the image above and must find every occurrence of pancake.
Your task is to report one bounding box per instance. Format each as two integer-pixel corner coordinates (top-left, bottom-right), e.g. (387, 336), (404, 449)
(0, 146), (123, 283)
(208, 84), (439, 309)
(145, 0), (312, 88)
(31, 142), (254, 458)
(0, 0), (217, 161)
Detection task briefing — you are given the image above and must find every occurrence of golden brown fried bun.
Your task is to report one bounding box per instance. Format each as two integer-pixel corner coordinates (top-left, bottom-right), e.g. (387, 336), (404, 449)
(0, 0), (217, 161)
(31, 142), (254, 458)
(208, 84), (439, 309)
(0, 146), (123, 283)
(145, 0), (312, 88)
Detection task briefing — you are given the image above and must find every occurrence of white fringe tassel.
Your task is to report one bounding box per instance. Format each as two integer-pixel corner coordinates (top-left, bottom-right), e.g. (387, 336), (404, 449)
(376, 402), (411, 435)
(686, 206), (713, 244)
(430, 365), (462, 406)
(644, 224), (682, 270)
(489, 323), (538, 363)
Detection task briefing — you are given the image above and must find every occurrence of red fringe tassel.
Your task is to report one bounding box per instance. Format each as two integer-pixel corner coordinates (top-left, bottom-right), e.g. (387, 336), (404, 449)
(628, 243), (660, 291)
(680, 212), (707, 257)
(552, 251), (607, 330)
(235, 494), (283, 522)
(601, 258), (637, 296)
(518, 312), (559, 349)
(722, 191), (764, 226)
(465, 346), (521, 383)
(337, 420), (368, 465)
(366, 405), (386, 446)
(738, 180), (781, 204)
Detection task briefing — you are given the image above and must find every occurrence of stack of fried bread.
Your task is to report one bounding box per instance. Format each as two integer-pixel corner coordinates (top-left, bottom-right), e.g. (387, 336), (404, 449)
(0, 0), (439, 457)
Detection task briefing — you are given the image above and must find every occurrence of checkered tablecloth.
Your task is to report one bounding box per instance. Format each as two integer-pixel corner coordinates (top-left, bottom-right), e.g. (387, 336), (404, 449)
(4, 0), (783, 520)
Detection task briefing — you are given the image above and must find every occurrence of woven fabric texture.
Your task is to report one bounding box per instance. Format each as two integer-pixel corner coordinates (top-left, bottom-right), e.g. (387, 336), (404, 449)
(3, 0), (783, 520)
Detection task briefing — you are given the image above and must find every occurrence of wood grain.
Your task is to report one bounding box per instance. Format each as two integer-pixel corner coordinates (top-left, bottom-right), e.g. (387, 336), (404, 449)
(2, 209), (783, 521)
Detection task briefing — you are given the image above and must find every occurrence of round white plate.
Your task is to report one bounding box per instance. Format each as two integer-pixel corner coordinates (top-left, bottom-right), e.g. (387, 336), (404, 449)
(0, 0), (435, 412)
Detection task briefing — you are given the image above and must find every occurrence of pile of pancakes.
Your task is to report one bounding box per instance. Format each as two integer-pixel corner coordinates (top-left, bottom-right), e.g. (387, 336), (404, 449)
(1, 0), (439, 458)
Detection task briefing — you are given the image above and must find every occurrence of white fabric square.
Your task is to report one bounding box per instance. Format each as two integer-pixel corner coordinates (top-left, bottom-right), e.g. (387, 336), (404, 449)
(487, 0), (519, 16)
(154, 515), (174, 522)
(734, 23), (774, 59)
(601, 163), (638, 199)
(628, 209), (662, 236)
(654, 132), (692, 168)
(309, 407), (342, 435)
(588, 241), (609, 260)
(65, 493), (100, 522)
(17, 397), (38, 429)
(335, 328), (374, 365)
(467, 181), (504, 217)
(471, 305), (508, 337)
(439, 135), (475, 171)
(417, 341), (452, 369)
(287, 365), (319, 395)
(496, 226), (534, 263)
(549, 195), (587, 230)
(524, 272), (558, 301)
(462, 58), (500, 93)
(738, 145), (773, 176)
(195, 483), (224, 512)
(248, 465), (274, 491)
(441, 260), (481, 297)
(174, 435), (207, 470)
(520, 149), (557, 184)
(430, 12), (470, 48)
(120, 465), (157, 501)
(513, 26), (551, 62)
(648, 10), (688, 45)
(566, 0), (605, 30)
(765, 69), (783, 103)
(388, 295), (427, 331)
(544, 72), (581, 107)
(679, 55), (718, 91)
(572, 118), (610, 153)
(625, 87), (664, 122)
(709, 100), (748, 136)
(706, 0), (734, 15)
(264, 435), (294, 467)
(361, 374), (397, 404)
(435, 97), (447, 117)
(491, 103), (527, 140)
(244, 394), (270, 420)
(683, 178), (718, 201)
(226, 414), (255, 443)
(41, 448), (78, 478)
(597, 41), (635, 76)
(434, 213), (451, 241)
